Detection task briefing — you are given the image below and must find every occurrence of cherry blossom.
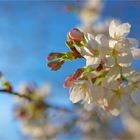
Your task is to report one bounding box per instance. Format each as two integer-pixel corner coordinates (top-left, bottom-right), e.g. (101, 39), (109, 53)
(48, 20), (140, 116)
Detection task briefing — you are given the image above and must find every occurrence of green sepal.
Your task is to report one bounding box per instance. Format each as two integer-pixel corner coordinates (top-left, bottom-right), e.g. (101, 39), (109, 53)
(74, 41), (84, 48)
(66, 41), (73, 48)
(84, 66), (94, 73)
(94, 77), (103, 85)
(65, 52), (75, 61)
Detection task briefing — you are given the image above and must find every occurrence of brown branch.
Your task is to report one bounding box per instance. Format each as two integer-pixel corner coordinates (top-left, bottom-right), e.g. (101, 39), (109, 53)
(0, 89), (73, 112)
(0, 89), (32, 101)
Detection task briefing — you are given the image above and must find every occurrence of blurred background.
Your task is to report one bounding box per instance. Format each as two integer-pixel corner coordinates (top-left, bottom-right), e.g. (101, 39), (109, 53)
(0, 0), (140, 140)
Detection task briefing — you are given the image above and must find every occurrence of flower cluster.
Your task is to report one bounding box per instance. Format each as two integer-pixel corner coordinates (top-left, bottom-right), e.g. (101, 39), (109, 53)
(14, 83), (61, 139)
(65, 0), (102, 26)
(14, 82), (76, 139)
(48, 20), (140, 116)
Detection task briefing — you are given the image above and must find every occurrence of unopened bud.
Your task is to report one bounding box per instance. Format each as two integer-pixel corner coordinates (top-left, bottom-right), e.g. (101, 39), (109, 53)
(68, 28), (84, 42)
(64, 76), (75, 88)
(48, 60), (64, 71)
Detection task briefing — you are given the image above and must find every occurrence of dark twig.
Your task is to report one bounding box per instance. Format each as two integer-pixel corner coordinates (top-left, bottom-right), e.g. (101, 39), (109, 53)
(0, 89), (32, 101)
(0, 89), (73, 112)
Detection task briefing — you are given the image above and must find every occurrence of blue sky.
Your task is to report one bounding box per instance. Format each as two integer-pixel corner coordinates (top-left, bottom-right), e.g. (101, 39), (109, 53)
(0, 1), (140, 139)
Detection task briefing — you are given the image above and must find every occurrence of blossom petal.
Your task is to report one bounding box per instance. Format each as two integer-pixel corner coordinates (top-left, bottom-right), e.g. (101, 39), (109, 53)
(128, 38), (139, 48)
(117, 51), (133, 67)
(109, 39), (117, 48)
(116, 23), (131, 38)
(95, 34), (108, 46)
(70, 85), (85, 103)
(131, 48), (140, 59)
(131, 89), (140, 105)
(109, 20), (118, 38)
(84, 56), (100, 68)
(110, 108), (120, 116)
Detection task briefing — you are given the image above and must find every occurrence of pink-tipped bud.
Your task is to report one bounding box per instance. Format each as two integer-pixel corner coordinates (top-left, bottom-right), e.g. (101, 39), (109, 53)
(47, 53), (55, 61)
(64, 68), (84, 88)
(47, 53), (64, 61)
(48, 60), (64, 71)
(73, 68), (84, 79)
(64, 76), (75, 88)
(68, 28), (84, 42)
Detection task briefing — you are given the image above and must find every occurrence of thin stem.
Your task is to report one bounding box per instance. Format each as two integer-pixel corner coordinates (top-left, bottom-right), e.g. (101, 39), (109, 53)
(0, 89), (32, 101)
(0, 89), (73, 112)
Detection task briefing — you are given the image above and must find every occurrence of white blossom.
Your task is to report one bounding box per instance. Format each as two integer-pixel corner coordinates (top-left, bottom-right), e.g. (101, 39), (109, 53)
(70, 80), (94, 104)
(109, 20), (131, 40)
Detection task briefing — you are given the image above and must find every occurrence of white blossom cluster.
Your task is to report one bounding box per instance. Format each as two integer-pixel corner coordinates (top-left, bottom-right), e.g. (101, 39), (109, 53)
(14, 83), (58, 139)
(67, 20), (140, 116)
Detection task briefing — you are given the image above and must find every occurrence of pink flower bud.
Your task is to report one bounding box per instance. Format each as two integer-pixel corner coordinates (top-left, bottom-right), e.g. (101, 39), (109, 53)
(47, 53), (64, 61)
(47, 53), (55, 61)
(48, 60), (64, 71)
(73, 68), (84, 79)
(64, 68), (84, 88)
(68, 28), (84, 42)
(48, 61), (58, 70)
(64, 76), (75, 88)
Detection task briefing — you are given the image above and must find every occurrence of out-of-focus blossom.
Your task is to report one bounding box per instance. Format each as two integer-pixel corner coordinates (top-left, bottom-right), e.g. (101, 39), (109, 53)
(14, 82), (69, 139)
(65, 0), (117, 36)
(79, 0), (103, 27)
(121, 104), (140, 139)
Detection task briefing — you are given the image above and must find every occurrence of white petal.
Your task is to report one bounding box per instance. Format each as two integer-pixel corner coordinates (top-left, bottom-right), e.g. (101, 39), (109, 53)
(116, 23), (131, 38)
(109, 39), (117, 48)
(86, 34), (99, 51)
(84, 56), (100, 68)
(122, 67), (134, 77)
(76, 34), (99, 57)
(85, 91), (94, 104)
(105, 56), (115, 67)
(70, 86), (84, 103)
(95, 34), (108, 46)
(92, 86), (105, 101)
(131, 89), (140, 105)
(128, 72), (140, 83)
(131, 48), (140, 59)
(75, 46), (91, 56)
(102, 66), (120, 89)
(109, 20), (118, 38)
(110, 108), (120, 116)
(127, 38), (139, 48)
(117, 51), (132, 67)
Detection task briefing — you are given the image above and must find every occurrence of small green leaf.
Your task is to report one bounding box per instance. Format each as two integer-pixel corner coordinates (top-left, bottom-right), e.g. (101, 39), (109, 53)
(65, 52), (75, 61)
(94, 77), (103, 85)
(84, 67), (94, 73)
(74, 41), (84, 48)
